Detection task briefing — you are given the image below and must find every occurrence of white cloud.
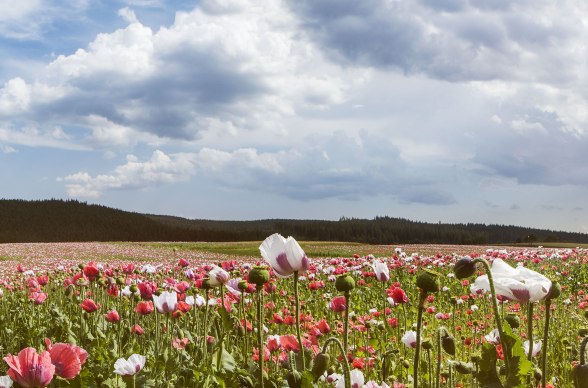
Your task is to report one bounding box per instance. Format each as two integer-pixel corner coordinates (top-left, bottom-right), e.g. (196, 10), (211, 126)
(59, 150), (195, 198)
(0, 0), (362, 149)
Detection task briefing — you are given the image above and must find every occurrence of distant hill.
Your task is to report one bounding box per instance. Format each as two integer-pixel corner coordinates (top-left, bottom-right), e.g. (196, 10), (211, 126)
(1, 199), (588, 244)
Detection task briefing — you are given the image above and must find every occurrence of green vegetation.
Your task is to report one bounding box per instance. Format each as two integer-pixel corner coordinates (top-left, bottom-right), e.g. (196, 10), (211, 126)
(2, 199), (588, 245)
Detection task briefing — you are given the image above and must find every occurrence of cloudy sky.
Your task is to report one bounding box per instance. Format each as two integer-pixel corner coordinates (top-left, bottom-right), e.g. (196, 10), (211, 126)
(1, 0), (588, 232)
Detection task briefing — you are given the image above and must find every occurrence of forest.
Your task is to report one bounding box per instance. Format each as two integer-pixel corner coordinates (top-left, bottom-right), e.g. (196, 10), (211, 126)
(0, 199), (586, 244)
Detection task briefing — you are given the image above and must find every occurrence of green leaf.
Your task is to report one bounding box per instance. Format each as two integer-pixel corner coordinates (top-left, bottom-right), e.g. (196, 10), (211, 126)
(212, 348), (236, 373)
(477, 343), (504, 388)
(502, 325), (533, 388)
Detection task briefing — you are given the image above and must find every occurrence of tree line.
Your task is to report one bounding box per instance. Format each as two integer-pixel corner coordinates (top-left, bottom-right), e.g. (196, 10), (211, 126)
(0, 199), (586, 244)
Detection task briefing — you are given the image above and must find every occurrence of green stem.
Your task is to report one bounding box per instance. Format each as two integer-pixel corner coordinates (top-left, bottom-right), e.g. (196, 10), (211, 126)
(343, 291), (351, 360)
(527, 302), (534, 362)
(381, 350), (397, 382)
(541, 300), (551, 388)
(257, 289), (265, 388)
(321, 337), (351, 388)
(472, 258), (510, 373)
(203, 291), (209, 362)
(413, 292), (427, 388)
(436, 328), (444, 388)
(294, 271), (306, 370)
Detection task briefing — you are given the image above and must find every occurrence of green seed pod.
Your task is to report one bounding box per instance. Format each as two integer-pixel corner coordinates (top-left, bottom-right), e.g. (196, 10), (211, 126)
(335, 273), (355, 293)
(238, 280), (249, 291)
(442, 334), (456, 356)
(286, 370), (302, 388)
(454, 362), (473, 375)
(129, 284), (138, 293)
(97, 278), (106, 287)
(402, 360), (410, 369)
(311, 353), (330, 381)
(454, 258), (477, 279)
(546, 281), (561, 300)
(78, 263), (85, 270)
(416, 270), (440, 294)
(505, 313), (520, 329)
(116, 277), (125, 286)
(248, 266), (270, 286)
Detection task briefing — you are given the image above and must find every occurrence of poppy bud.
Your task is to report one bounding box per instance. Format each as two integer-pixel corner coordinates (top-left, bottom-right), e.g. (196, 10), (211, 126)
(454, 362), (473, 374)
(416, 270), (440, 294)
(442, 334), (456, 356)
(579, 328), (588, 337)
(505, 313), (520, 329)
(248, 267), (270, 286)
(335, 274), (355, 293)
(471, 354), (481, 363)
(238, 280), (249, 291)
(201, 278), (213, 290)
(78, 264), (85, 270)
(534, 368), (542, 381)
(574, 364), (588, 387)
(116, 277), (125, 286)
(402, 360), (410, 369)
(546, 281), (561, 300)
(130, 284), (138, 293)
(287, 370), (301, 387)
(422, 339), (433, 350)
(312, 353), (330, 381)
(454, 258), (476, 279)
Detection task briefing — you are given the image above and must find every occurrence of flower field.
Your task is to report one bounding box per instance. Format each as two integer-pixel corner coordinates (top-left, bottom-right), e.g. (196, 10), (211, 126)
(0, 238), (586, 387)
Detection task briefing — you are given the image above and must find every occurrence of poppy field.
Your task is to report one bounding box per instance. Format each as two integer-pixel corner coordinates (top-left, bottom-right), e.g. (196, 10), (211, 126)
(0, 238), (586, 387)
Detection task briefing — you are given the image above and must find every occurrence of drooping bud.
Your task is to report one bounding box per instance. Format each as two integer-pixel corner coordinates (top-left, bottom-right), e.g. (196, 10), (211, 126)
(416, 269), (440, 294)
(505, 313), (520, 329)
(454, 258), (477, 279)
(248, 266), (270, 286)
(546, 281), (561, 300)
(311, 353), (330, 381)
(422, 339), (433, 350)
(442, 334), (456, 356)
(454, 362), (473, 374)
(286, 370), (302, 387)
(335, 273), (355, 293)
(201, 278), (213, 290)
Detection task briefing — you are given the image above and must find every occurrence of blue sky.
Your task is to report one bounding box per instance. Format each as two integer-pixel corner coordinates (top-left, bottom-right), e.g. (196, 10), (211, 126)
(1, 0), (588, 233)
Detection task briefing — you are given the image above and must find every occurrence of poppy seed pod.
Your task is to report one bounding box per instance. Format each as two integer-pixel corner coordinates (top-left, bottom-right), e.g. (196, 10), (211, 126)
(416, 270), (440, 294)
(546, 281), (561, 300)
(238, 280), (249, 291)
(505, 313), (520, 329)
(422, 339), (433, 350)
(335, 273), (355, 293)
(454, 258), (477, 279)
(248, 266), (270, 286)
(287, 370), (302, 387)
(311, 353), (330, 381)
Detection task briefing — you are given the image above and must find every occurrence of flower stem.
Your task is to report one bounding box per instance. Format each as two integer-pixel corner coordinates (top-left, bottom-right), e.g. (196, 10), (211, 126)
(257, 288), (265, 388)
(472, 257), (510, 373)
(527, 302), (534, 361)
(541, 299), (551, 388)
(413, 291), (427, 388)
(321, 337), (351, 388)
(343, 291), (351, 360)
(294, 271), (305, 370)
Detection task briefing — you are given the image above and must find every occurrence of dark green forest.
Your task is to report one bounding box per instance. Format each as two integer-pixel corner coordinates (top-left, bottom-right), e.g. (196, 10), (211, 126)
(1, 199), (587, 244)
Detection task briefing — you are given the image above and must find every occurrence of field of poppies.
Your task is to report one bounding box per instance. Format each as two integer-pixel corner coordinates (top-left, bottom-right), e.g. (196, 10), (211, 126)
(0, 237), (586, 387)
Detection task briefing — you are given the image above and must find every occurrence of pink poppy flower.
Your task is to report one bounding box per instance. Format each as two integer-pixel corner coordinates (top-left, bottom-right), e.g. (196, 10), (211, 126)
(46, 340), (88, 380)
(329, 296), (346, 313)
(80, 299), (99, 313)
(4, 347), (55, 387)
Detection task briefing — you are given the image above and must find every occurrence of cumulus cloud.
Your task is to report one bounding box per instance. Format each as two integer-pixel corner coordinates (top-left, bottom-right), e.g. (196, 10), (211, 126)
(59, 150), (195, 198)
(0, 0), (360, 149)
(60, 130), (456, 204)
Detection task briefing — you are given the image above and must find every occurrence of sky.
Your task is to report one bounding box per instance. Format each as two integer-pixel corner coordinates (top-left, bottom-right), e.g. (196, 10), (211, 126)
(1, 0), (588, 233)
